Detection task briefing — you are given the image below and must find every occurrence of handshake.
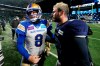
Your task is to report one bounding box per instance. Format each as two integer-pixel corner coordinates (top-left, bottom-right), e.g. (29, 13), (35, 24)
(28, 55), (41, 64)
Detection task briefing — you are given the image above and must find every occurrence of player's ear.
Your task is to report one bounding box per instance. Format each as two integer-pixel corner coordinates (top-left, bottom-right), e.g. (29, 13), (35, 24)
(58, 8), (64, 16)
(59, 11), (64, 17)
(58, 8), (62, 12)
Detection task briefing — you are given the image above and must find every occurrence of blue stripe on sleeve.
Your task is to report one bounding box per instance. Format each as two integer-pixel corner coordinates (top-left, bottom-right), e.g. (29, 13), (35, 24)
(17, 34), (30, 60)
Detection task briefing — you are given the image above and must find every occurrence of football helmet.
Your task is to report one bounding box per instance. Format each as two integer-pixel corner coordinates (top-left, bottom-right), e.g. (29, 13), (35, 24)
(26, 3), (42, 22)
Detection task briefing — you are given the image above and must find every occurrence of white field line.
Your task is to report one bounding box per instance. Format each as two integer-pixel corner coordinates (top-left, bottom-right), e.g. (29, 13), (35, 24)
(49, 52), (58, 58)
(93, 24), (100, 28)
(89, 37), (100, 41)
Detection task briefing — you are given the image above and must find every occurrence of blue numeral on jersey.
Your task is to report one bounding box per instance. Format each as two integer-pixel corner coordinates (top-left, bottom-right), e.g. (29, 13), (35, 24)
(35, 34), (43, 47)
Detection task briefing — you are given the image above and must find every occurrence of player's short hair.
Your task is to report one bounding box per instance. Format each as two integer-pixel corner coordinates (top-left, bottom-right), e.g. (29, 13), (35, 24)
(53, 2), (69, 15)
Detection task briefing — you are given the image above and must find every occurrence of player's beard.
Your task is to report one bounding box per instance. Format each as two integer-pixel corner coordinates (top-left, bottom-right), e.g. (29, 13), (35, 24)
(52, 15), (61, 23)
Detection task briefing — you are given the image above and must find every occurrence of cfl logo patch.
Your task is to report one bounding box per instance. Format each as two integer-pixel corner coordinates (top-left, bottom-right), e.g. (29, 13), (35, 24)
(58, 30), (63, 36)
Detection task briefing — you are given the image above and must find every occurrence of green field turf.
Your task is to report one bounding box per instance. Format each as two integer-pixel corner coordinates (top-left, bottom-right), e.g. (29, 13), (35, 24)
(1, 23), (100, 66)
(88, 23), (100, 66)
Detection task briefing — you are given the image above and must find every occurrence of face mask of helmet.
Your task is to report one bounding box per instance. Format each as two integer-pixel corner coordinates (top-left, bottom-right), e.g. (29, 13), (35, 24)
(30, 15), (39, 22)
(27, 10), (41, 22)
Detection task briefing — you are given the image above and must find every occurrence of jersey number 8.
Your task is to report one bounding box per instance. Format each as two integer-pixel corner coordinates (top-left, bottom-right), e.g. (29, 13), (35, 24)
(35, 34), (43, 47)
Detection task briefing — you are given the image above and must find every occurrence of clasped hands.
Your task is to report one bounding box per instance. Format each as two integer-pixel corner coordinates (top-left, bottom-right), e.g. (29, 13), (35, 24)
(28, 55), (41, 64)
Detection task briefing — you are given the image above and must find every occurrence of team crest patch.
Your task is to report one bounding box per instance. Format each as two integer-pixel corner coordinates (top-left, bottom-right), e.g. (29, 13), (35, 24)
(28, 26), (34, 30)
(58, 30), (63, 35)
(17, 24), (25, 32)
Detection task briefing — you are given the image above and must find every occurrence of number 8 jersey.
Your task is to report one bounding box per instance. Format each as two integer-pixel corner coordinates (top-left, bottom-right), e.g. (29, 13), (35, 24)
(16, 19), (47, 57)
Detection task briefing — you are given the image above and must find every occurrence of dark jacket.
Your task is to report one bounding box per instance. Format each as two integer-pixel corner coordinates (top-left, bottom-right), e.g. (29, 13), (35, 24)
(10, 19), (20, 28)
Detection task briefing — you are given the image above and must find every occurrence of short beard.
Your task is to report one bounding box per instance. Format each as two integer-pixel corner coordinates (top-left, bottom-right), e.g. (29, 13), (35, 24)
(53, 17), (61, 23)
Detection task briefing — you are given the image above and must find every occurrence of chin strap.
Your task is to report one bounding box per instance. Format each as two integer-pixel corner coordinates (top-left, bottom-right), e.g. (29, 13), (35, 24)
(30, 18), (38, 22)
(31, 19), (40, 24)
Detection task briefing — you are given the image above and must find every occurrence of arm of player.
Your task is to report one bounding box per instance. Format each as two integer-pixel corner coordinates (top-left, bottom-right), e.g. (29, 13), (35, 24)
(74, 37), (89, 62)
(17, 34), (41, 64)
(17, 34), (30, 60)
(46, 30), (55, 43)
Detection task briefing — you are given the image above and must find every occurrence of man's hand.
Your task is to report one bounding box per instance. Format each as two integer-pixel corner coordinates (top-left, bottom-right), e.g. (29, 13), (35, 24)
(28, 55), (41, 64)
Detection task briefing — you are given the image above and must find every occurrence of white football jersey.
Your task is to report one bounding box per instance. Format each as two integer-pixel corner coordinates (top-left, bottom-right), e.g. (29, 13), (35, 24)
(25, 24), (47, 56)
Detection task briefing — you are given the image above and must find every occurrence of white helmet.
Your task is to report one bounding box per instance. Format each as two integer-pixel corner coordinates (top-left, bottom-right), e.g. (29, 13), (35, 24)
(26, 3), (42, 22)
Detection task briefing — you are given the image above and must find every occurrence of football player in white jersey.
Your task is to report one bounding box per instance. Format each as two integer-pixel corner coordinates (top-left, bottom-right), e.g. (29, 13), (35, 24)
(16, 3), (51, 66)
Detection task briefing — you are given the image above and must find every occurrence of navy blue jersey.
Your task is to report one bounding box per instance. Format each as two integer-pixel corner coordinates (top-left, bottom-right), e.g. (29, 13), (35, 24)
(41, 19), (48, 25)
(54, 19), (88, 63)
(55, 19), (88, 44)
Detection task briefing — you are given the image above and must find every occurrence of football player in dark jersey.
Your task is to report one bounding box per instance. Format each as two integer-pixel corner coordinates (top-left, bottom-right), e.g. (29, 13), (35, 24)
(47, 2), (91, 66)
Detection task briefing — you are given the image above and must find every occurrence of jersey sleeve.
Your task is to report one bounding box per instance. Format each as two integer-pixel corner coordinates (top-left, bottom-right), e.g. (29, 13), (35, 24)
(17, 34), (30, 60)
(16, 21), (26, 35)
(41, 19), (48, 25)
(47, 24), (52, 31)
(68, 20), (88, 36)
(41, 19), (52, 31)
(46, 30), (55, 43)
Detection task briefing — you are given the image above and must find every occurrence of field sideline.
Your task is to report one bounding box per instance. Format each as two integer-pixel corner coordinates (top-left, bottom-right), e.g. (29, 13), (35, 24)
(1, 23), (100, 66)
